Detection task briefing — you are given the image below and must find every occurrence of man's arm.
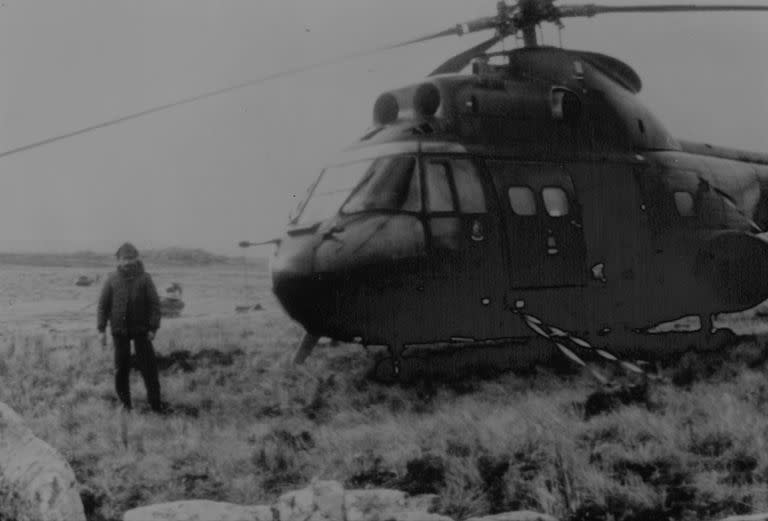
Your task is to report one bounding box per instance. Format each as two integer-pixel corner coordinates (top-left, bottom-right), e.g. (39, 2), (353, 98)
(145, 275), (162, 334)
(97, 276), (112, 333)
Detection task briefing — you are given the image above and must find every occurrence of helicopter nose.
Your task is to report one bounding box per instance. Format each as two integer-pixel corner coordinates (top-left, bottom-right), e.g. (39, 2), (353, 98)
(271, 233), (330, 333)
(272, 270), (315, 327)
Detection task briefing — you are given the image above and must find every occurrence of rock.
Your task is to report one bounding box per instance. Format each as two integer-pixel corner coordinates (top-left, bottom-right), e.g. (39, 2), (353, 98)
(0, 401), (86, 521)
(382, 512), (453, 521)
(123, 500), (272, 521)
(344, 489), (407, 521)
(405, 494), (440, 513)
(464, 512), (558, 521)
(720, 514), (768, 521)
(274, 486), (315, 521)
(310, 480), (344, 521)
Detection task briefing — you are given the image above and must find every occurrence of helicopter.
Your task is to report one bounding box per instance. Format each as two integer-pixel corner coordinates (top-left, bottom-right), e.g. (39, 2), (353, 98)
(260, 1), (768, 381)
(4, 1), (768, 382)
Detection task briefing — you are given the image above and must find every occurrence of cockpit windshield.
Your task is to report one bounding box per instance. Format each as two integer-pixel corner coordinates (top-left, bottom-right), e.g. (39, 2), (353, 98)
(343, 156), (419, 213)
(294, 159), (375, 226)
(294, 155), (419, 225)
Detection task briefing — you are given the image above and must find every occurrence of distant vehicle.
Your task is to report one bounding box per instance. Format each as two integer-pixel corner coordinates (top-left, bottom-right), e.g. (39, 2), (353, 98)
(160, 282), (184, 318)
(165, 282), (183, 299)
(75, 275), (99, 287)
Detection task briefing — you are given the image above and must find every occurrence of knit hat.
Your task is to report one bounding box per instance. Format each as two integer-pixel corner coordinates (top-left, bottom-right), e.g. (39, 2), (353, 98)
(115, 242), (139, 259)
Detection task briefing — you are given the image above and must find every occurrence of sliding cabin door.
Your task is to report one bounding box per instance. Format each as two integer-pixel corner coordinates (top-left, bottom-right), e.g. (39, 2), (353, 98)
(488, 161), (588, 289)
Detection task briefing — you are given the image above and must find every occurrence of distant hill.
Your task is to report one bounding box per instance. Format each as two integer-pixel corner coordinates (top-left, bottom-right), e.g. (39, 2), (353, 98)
(141, 248), (230, 266)
(0, 248), (267, 268)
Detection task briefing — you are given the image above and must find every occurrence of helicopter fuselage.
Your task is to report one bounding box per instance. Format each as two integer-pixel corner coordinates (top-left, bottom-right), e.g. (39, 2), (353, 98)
(271, 46), (768, 367)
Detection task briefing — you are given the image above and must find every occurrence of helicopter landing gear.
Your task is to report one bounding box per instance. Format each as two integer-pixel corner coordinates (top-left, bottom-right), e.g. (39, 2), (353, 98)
(371, 342), (426, 384)
(699, 314), (738, 352)
(372, 352), (431, 384)
(292, 333), (319, 365)
(370, 338), (553, 384)
(372, 351), (401, 384)
(669, 314), (738, 354)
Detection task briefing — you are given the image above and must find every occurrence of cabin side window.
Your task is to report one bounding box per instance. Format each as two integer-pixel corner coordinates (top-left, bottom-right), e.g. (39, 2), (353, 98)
(666, 169), (732, 229)
(542, 187), (570, 217)
(507, 186), (537, 216)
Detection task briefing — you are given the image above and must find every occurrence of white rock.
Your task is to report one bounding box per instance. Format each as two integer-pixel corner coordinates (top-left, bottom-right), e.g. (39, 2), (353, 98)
(464, 512), (558, 521)
(405, 494), (440, 514)
(382, 512), (454, 521)
(344, 489), (407, 521)
(310, 480), (344, 521)
(720, 514), (768, 521)
(275, 486), (315, 521)
(123, 500), (272, 521)
(0, 402), (85, 521)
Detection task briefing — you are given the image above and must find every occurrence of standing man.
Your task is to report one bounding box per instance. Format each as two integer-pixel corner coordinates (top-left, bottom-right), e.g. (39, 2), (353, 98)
(97, 242), (163, 412)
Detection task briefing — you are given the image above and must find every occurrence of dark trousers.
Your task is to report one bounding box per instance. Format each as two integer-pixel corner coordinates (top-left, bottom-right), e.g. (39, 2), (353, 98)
(113, 333), (162, 411)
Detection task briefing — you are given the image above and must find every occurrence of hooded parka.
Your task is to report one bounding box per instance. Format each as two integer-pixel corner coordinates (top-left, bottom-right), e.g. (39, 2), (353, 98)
(97, 260), (161, 336)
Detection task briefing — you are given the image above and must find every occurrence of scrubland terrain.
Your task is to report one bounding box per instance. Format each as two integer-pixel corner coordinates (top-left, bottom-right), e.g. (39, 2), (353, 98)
(1, 259), (768, 521)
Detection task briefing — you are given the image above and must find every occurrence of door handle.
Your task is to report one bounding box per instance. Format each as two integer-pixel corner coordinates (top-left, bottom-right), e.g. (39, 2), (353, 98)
(471, 220), (484, 242)
(546, 233), (559, 255)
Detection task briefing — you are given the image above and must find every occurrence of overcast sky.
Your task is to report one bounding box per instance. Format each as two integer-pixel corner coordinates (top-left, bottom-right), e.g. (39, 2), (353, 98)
(0, 0), (766, 255)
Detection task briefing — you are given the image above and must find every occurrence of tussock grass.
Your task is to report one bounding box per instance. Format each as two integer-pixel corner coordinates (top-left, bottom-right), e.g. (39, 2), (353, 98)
(1, 309), (768, 521)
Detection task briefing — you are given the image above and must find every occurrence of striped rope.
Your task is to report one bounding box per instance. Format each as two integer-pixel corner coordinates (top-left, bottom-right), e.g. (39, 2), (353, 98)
(515, 310), (647, 384)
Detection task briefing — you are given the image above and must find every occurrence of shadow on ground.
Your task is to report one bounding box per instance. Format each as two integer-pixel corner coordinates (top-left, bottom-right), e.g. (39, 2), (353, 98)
(130, 348), (245, 373)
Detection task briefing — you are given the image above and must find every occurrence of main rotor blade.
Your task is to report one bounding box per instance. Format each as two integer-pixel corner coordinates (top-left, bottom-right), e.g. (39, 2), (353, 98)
(429, 34), (504, 76)
(558, 3), (768, 19)
(0, 62), (333, 160)
(0, 17), (500, 161)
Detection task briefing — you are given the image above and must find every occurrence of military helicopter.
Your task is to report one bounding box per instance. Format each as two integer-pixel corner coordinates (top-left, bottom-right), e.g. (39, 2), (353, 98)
(4, 1), (768, 381)
(260, 1), (768, 380)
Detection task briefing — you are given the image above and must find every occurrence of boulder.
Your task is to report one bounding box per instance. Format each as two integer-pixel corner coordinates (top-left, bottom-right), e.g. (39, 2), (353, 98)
(344, 489), (407, 521)
(123, 500), (272, 521)
(381, 512), (453, 521)
(0, 402), (85, 521)
(464, 512), (558, 521)
(274, 486), (315, 521)
(310, 480), (345, 521)
(405, 494), (440, 513)
(274, 482), (442, 521)
(720, 514), (768, 521)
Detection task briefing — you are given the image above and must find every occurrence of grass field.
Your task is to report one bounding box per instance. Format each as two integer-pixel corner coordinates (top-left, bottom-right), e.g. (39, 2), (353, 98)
(1, 262), (768, 521)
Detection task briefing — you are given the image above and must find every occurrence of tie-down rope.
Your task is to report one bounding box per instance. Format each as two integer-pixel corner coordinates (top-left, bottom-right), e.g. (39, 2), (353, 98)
(515, 310), (647, 385)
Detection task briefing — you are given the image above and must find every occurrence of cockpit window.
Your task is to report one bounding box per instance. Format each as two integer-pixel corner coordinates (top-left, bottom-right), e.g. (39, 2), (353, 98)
(425, 161), (455, 212)
(296, 159), (374, 225)
(342, 156), (420, 213)
(452, 159), (486, 213)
